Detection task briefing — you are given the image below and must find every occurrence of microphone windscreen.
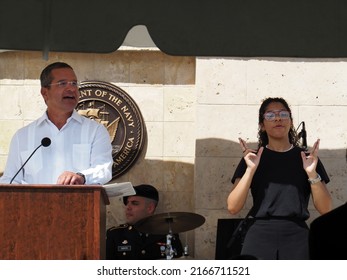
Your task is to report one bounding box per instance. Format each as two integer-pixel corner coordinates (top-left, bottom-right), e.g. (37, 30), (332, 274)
(41, 137), (51, 147)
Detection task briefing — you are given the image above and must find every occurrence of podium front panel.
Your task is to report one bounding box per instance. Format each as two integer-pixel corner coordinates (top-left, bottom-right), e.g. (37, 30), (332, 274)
(0, 184), (107, 260)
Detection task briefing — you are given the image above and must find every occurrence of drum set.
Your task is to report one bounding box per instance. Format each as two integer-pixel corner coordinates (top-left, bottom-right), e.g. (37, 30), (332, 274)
(134, 212), (205, 259)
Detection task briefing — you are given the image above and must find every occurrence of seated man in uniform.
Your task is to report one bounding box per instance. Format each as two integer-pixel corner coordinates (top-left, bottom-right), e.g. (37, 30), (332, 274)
(106, 184), (183, 259)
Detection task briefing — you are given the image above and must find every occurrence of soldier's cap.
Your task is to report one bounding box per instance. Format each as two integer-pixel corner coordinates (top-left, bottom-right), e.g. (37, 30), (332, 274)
(123, 184), (159, 205)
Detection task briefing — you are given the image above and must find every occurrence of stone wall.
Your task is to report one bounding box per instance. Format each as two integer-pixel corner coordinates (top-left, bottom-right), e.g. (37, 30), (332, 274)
(1, 51), (347, 259)
(194, 57), (347, 259)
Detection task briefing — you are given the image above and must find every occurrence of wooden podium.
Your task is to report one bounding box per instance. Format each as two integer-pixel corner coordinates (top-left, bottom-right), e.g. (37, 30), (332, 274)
(0, 184), (109, 260)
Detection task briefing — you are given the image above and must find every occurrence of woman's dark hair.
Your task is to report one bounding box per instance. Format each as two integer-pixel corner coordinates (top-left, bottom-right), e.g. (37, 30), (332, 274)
(257, 97), (299, 148)
(40, 62), (73, 88)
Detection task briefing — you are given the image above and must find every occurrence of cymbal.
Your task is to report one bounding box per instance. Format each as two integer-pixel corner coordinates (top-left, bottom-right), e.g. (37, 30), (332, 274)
(134, 212), (205, 234)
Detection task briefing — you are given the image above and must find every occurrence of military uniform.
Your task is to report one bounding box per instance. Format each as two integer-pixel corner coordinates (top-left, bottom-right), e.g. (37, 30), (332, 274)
(106, 223), (183, 259)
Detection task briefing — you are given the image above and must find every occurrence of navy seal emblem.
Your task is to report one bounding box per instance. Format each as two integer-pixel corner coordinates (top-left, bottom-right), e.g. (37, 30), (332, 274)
(76, 81), (146, 179)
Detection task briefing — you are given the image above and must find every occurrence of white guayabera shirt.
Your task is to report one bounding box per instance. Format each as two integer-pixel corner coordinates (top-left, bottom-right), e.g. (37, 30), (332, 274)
(0, 110), (113, 185)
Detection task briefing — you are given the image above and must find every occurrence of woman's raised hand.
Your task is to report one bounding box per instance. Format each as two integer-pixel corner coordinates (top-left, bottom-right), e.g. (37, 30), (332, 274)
(239, 137), (263, 170)
(301, 139), (320, 174)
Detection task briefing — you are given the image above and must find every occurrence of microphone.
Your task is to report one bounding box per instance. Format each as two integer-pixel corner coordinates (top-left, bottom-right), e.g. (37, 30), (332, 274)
(41, 137), (51, 147)
(301, 122), (307, 151)
(9, 137), (51, 184)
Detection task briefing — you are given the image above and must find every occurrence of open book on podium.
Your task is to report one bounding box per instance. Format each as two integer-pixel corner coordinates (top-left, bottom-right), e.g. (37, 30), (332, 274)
(0, 182), (134, 260)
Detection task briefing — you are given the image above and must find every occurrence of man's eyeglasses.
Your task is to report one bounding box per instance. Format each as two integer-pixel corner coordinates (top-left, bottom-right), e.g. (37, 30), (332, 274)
(48, 81), (79, 88)
(263, 110), (290, 121)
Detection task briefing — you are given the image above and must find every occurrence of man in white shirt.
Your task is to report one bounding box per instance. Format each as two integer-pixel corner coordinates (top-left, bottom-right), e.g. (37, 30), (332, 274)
(0, 62), (113, 185)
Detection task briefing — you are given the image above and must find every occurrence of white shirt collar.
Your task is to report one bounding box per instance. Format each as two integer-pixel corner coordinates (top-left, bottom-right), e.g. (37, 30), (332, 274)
(37, 110), (83, 126)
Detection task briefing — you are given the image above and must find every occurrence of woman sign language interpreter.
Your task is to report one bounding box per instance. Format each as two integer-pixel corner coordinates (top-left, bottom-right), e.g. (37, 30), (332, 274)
(227, 97), (332, 260)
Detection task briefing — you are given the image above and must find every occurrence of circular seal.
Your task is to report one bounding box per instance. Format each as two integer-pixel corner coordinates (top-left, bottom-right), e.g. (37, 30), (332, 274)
(76, 81), (146, 179)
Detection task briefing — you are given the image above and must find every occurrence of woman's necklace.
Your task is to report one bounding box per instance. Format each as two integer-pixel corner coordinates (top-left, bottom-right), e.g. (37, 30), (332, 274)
(266, 144), (293, 152)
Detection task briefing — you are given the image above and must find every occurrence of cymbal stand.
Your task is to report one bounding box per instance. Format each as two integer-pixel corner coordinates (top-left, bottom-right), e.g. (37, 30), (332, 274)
(165, 231), (175, 260)
(183, 232), (189, 257)
(165, 217), (174, 260)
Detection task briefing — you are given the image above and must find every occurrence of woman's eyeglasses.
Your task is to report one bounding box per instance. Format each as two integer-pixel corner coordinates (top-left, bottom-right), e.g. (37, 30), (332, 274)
(48, 81), (79, 88)
(263, 110), (290, 121)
